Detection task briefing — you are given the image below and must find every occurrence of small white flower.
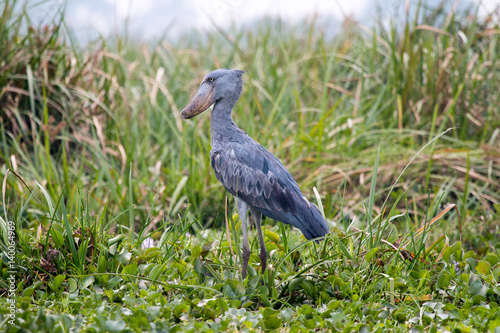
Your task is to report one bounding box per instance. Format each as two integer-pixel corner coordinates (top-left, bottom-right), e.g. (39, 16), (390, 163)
(141, 237), (155, 249)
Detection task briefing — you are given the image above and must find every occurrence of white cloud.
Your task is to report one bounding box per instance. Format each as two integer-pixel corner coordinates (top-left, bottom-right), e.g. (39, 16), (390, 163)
(102, 0), (156, 20)
(190, 0), (372, 27)
(62, 0), (500, 40)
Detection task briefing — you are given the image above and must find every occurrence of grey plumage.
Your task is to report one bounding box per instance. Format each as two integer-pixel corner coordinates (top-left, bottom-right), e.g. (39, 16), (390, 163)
(210, 140), (328, 240)
(181, 68), (329, 278)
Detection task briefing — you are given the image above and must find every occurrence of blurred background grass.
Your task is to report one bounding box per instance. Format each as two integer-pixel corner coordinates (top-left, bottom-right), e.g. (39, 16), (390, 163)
(1, 0), (499, 251)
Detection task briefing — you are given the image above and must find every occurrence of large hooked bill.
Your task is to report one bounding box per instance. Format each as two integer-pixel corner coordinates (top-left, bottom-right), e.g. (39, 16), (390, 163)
(181, 83), (216, 119)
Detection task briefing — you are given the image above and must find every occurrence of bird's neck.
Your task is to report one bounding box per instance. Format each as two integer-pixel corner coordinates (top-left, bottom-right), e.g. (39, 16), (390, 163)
(210, 98), (238, 134)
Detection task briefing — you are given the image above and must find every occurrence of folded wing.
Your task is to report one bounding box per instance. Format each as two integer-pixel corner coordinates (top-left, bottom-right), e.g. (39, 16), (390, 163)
(211, 142), (329, 239)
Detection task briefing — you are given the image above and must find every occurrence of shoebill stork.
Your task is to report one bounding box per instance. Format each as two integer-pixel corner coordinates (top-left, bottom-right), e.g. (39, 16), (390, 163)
(181, 69), (329, 278)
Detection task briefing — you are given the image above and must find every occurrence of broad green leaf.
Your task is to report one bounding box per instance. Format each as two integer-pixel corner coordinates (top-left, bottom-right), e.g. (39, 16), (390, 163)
(106, 276), (123, 289)
(22, 286), (35, 297)
(437, 271), (451, 289)
(263, 315), (281, 330)
(493, 267), (500, 281)
(300, 280), (314, 296)
(51, 229), (64, 248)
(483, 254), (499, 266)
(50, 275), (66, 291)
(475, 260), (491, 275)
(68, 278), (78, 293)
(108, 234), (126, 246)
(469, 280), (487, 297)
(122, 262), (138, 277)
(365, 247), (380, 262)
(289, 276), (305, 292)
(79, 275), (95, 289)
(149, 264), (167, 281)
(191, 245), (202, 262)
(443, 241), (462, 262)
(465, 257), (478, 271)
(116, 249), (132, 265)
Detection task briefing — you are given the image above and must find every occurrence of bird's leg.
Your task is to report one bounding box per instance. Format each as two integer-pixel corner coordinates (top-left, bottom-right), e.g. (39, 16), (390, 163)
(237, 198), (250, 279)
(250, 207), (267, 275)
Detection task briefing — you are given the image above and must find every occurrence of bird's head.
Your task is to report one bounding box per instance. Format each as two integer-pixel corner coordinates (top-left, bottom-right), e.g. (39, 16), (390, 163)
(181, 69), (245, 119)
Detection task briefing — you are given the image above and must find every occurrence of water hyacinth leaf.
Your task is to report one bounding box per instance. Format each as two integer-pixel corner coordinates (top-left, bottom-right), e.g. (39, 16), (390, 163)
(194, 258), (211, 277)
(300, 280), (314, 296)
(483, 254), (500, 266)
(299, 304), (314, 315)
(68, 278), (78, 292)
(139, 247), (163, 261)
(49, 275), (66, 291)
(122, 262), (138, 280)
(145, 291), (161, 302)
(108, 234), (126, 247)
(483, 254), (499, 266)
(22, 286), (35, 297)
(289, 276), (305, 292)
(116, 249), (132, 265)
(149, 264), (167, 281)
(475, 260), (491, 275)
(105, 276), (123, 289)
(281, 308), (293, 322)
(465, 257), (478, 271)
(226, 279), (245, 296)
(256, 285), (268, 296)
(469, 280), (487, 297)
(79, 275), (95, 289)
(191, 245), (202, 262)
(393, 277), (407, 290)
(304, 318), (317, 329)
(330, 311), (348, 325)
(105, 319), (126, 333)
(489, 319), (500, 333)
(263, 308), (282, 330)
(437, 271), (451, 289)
(248, 275), (260, 288)
(51, 229), (64, 248)
(393, 309), (408, 323)
(493, 267), (500, 281)
(442, 241), (462, 262)
(365, 247), (380, 262)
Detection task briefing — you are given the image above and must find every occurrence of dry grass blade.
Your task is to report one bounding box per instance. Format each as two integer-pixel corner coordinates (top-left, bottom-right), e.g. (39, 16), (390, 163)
(416, 24), (452, 37)
(401, 204), (460, 250)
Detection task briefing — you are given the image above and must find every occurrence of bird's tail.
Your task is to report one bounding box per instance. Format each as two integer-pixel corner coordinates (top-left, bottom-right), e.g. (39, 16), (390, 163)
(297, 200), (329, 240)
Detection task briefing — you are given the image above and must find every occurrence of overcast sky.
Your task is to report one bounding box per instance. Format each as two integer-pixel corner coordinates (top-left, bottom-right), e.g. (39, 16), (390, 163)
(33, 0), (500, 41)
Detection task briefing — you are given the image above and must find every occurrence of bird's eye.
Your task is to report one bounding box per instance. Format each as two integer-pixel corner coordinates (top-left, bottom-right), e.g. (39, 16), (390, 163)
(208, 78), (215, 82)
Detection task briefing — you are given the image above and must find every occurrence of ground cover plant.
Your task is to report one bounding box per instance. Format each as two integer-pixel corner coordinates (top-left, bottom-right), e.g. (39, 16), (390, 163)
(0, 0), (499, 331)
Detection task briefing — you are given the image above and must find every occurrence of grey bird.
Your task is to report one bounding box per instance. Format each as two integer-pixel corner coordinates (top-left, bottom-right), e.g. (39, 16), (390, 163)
(181, 69), (329, 279)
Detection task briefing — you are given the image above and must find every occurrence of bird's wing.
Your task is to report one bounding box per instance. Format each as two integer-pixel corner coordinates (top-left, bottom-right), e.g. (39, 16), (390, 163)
(211, 142), (328, 239)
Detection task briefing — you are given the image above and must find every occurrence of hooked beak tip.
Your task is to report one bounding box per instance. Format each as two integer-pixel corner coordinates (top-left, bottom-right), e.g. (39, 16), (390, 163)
(181, 84), (216, 120)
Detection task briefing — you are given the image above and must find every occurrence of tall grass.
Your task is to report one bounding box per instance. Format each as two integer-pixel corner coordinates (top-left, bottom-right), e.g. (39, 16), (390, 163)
(1, 0), (499, 249)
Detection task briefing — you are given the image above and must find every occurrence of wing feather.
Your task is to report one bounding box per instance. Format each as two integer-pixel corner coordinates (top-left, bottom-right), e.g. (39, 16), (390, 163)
(210, 143), (328, 239)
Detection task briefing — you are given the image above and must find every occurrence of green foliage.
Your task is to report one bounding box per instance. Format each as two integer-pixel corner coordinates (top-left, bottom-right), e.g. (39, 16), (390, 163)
(0, 0), (499, 331)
